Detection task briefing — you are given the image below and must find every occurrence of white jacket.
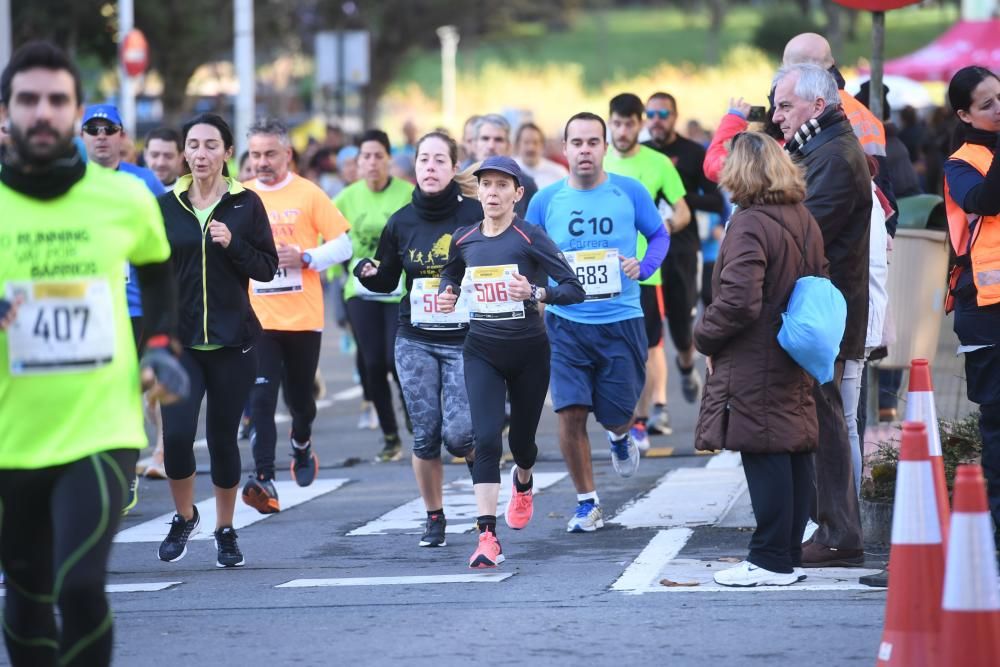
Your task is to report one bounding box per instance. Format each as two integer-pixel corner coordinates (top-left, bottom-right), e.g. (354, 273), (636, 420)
(866, 182), (890, 350)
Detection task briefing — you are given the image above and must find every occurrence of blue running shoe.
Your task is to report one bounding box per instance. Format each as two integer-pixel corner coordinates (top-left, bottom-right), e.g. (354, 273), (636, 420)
(610, 432), (640, 478)
(566, 501), (604, 533)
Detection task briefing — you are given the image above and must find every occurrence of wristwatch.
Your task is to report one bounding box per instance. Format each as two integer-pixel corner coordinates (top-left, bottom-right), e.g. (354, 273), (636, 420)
(301, 252), (312, 269)
(529, 283), (540, 305)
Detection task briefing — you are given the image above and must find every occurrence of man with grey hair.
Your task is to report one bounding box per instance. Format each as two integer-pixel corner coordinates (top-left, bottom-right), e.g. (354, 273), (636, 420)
(772, 63), (871, 569)
(470, 113), (539, 216)
(241, 118), (353, 513)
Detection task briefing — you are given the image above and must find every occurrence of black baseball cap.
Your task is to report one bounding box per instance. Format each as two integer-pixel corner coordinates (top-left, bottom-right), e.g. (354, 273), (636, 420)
(473, 155), (522, 187)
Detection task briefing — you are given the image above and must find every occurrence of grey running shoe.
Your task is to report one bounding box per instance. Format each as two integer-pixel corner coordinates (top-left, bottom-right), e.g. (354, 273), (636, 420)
(419, 513), (447, 547)
(677, 358), (703, 403)
(647, 405), (673, 436)
(214, 526), (245, 568)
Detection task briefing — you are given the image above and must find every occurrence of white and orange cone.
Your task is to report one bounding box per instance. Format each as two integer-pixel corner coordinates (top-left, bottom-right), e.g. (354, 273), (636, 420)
(903, 359), (950, 544)
(876, 422), (946, 666)
(941, 465), (1000, 667)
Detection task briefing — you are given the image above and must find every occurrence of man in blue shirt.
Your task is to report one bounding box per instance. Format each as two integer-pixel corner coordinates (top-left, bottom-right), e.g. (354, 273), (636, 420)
(80, 103), (168, 489)
(525, 112), (669, 532)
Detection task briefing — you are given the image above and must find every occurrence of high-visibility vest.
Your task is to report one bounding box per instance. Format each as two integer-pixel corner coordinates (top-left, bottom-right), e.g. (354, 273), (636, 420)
(945, 142), (1000, 308)
(839, 90), (887, 158)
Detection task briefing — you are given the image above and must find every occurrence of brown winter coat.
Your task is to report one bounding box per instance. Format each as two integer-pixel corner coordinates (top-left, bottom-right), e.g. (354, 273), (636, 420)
(693, 203), (829, 454)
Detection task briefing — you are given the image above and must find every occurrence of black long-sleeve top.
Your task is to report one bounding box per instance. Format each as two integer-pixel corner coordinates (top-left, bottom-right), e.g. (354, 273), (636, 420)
(438, 217), (584, 339)
(354, 180), (483, 345)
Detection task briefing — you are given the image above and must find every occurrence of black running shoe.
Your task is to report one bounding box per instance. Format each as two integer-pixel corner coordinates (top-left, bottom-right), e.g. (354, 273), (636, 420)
(214, 526), (245, 568)
(158, 505), (200, 562)
(290, 440), (318, 487)
(242, 474), (280, 514)
(375, 434), (402, 463)
(419, 513), (447, 547)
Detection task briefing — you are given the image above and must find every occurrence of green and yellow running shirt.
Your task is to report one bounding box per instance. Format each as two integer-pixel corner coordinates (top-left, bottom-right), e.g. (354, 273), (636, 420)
(604, 145), (686, 286)
(0, 164), (170, 469)
(334, 177), (413, 302)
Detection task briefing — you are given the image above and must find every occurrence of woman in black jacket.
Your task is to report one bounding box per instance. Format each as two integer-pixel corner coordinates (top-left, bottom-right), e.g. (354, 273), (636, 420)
(355, 132), (482, 549)
(156, 114), (278, 569)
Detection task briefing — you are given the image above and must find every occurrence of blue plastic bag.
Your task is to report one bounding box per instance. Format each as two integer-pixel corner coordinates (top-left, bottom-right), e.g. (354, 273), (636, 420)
(777, 276), (847, 384)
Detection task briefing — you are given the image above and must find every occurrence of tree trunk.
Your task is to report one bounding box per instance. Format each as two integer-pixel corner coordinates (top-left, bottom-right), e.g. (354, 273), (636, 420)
(823, 0), (843, 60)
(705, 0), (725, 66)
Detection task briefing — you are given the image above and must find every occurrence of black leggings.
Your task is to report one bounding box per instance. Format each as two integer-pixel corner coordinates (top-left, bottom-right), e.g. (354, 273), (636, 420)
(463, 332), (550, 485)
(250, 330), (322, 477)
(346, 298), (401, 436)
(660, 250), (698, 353)
(162, 346), (257, 488)
(0, 449), (132, 667)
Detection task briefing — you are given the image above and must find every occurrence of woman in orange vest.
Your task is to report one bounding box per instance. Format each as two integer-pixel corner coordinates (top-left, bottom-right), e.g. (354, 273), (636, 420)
(943, 65), (1000, 539)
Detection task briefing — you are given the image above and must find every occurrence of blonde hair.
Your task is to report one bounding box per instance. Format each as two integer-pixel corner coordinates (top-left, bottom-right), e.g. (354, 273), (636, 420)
(720, 132), (806, 209)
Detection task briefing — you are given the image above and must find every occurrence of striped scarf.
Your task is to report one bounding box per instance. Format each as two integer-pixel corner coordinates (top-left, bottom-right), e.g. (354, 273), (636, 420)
(783, 118), (823, 156)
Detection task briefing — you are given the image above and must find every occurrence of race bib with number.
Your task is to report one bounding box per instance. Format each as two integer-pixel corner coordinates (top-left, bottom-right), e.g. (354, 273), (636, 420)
(467, 264), (525, 321)
(6, 279), (116, 375)
(252, 266), (303, 295)
(409, 278), (469, 329)
(564, 249), (622, 301)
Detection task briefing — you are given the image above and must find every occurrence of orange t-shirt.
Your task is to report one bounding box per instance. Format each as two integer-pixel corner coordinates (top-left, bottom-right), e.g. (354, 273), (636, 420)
(246, 174), (350, 331)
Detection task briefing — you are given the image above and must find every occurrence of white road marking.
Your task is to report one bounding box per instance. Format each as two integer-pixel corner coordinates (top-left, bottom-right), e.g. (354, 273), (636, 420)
(0, 582), (181, 597)
(276, 573), (513, 588)
(348, 472), (568, 536)
(611, 528), (693, 594)
(611, 465), (746, 529)
(115, 478), (349, 543)
(639, 558), (884, 593)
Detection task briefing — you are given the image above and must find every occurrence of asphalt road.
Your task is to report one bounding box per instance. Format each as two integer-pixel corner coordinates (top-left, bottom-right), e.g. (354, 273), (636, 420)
(0, 326), (889, 667)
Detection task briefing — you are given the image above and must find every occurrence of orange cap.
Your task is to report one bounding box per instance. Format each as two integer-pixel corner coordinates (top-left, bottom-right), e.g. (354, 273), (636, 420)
(952, 465), (989, 513)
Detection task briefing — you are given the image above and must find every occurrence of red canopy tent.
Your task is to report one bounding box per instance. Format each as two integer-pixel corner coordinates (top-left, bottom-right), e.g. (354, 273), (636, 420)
(882, 19), (1000, 82)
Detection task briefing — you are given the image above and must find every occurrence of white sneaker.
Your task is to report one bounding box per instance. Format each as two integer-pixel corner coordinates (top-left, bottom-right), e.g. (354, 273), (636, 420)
(795, 567), (807, 582)
(713, 561), (798, 587)
(357, 403), (378, 430)
(609, 432), (640, 478)
(566, 501), (604, 533)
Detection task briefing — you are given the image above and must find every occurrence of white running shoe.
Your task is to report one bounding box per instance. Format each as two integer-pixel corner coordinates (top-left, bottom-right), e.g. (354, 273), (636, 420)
(357, 403), (378, 430)
(609, 432), (640, 478)
(566, 501), (604, 533)
(713, 561), (798, 587)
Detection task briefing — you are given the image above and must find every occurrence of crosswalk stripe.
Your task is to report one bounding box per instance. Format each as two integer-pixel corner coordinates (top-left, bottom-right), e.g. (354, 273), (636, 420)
(114, 478), (349, 543)
(611, 528), (693, 594)
(0, 582), (181, 597)
(611, 459), (746, 529)
(347, 472), (568, 536)
(275, 573), (513, 588)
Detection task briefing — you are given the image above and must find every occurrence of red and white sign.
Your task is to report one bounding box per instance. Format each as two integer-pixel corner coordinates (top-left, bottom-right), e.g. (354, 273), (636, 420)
(121, 29), (149, 78)
(832, 0), (920, 10)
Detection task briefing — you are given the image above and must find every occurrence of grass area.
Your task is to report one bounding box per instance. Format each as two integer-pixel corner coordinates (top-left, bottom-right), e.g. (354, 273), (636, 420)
(393, 4), (959, 95)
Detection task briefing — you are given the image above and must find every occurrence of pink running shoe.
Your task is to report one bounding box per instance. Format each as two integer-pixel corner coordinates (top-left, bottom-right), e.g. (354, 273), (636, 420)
(504, 466), (534, 530)
(468, 530), (505, 568)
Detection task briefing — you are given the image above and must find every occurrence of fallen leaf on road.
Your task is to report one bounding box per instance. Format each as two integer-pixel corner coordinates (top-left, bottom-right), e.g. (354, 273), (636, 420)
(718, 557), (741, 563)
(660, 579), (699, 587)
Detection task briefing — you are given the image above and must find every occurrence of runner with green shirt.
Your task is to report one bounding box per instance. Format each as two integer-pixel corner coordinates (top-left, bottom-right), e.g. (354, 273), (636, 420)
(604, 93), (689, 449)
(0, 42), (188, 667)
(335, 129), (414, 462)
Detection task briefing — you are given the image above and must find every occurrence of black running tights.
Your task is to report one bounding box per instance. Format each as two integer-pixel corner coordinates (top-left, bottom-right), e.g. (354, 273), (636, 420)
(346, 298), (401, 436)
(463, 332), (550, 485)
(0, 449), (132, 667)
(162, 346), (257, 488)
(250, 330), (322, 477)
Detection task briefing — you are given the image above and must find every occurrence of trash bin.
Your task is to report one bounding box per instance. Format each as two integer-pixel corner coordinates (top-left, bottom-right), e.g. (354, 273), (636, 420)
(882, 194), (949, 369)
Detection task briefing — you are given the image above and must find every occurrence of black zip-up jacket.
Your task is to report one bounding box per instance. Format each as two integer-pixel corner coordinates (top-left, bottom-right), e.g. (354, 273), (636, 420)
(158, 175), (278, 348)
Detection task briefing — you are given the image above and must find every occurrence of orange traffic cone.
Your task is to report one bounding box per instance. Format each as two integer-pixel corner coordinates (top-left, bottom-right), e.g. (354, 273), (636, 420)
(876, 422), (946, 666)
(904, 359), (950, 544)
(940, 465), (1000, 667)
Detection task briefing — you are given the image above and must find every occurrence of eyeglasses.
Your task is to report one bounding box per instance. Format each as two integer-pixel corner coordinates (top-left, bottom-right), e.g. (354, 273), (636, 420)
(645, 109), (671, 120)
(82, 124), (122, 136)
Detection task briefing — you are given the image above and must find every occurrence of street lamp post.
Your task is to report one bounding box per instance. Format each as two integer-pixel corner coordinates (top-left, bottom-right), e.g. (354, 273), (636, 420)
(1, 0), (11, 68)
(119, 0), (136, 137)
(234, 0), (255, 158)
(436, 25), (459, 129)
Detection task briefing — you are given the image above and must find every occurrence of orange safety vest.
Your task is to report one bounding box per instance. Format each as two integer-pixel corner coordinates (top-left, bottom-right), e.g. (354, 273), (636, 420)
(944, 142), (1000, 308)
(839, 90), (886, 158)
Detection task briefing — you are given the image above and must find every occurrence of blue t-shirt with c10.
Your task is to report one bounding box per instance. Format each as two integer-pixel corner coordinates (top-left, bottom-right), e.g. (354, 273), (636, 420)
(524, 172), (661, 324)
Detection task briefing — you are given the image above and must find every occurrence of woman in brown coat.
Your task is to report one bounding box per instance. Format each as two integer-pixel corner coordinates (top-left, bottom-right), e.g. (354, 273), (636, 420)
(694, 132), (828, 587)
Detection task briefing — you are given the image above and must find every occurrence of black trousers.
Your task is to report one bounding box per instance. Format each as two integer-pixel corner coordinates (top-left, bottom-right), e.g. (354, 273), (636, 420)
(463, 332), (550, 485)
(742, 451), (814, 573)
(660, 250), (698, 354)
(250, 330), (322, 477)
(162, 346), (257, 488)
(811, 359), (864, 550)
(0, 449), (132, 667)
(346, 298), (400, 436)
(965, 345), (1000, 533)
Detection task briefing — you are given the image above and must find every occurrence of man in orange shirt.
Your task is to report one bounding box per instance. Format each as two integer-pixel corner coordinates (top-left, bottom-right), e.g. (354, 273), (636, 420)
(242, 118), (352, 513)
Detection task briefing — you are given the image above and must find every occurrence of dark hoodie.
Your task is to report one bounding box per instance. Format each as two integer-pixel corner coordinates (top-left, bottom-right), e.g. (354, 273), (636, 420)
(158, 174), (278, 348)
(355, 179), (484, 344)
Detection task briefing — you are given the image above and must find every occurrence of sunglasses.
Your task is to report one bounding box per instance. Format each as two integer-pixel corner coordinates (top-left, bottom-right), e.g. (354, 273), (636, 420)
(645, 109), (671, 120)
(83, 124), (122, 136)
